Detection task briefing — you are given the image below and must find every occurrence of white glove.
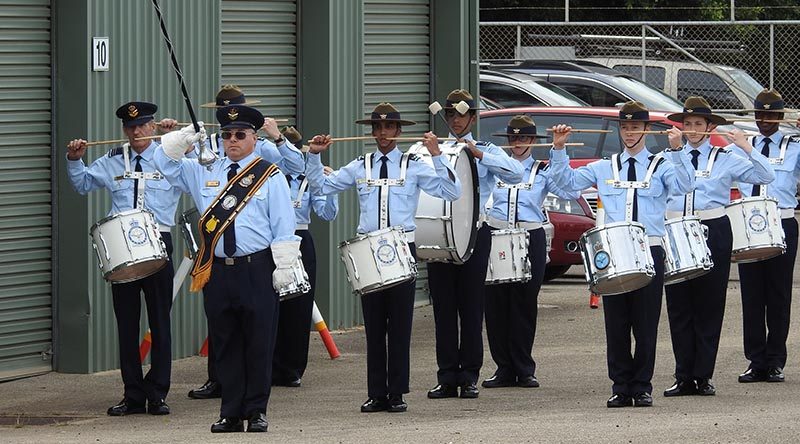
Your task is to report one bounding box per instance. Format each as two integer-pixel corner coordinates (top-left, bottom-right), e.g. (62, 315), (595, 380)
(161, 123), (205, 160)
(271, 240), (301, 291)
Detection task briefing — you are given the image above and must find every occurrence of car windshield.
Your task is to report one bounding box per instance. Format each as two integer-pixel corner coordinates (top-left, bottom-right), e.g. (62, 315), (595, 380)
(722, 67), (764, 100)
(479, 113), (671, 160)
(607, 76), (684, 112)
(531, 80), (589, 106)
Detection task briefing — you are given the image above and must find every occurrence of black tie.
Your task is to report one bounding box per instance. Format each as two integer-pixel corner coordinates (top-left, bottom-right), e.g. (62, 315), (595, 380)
(224, 163), (239, 257)
(627, 157), (638, 222)
(380, 156), (390, 226)
(132, 155), (142, 208)
(753, 139), (771, 196)
(690, 150), (701, 170)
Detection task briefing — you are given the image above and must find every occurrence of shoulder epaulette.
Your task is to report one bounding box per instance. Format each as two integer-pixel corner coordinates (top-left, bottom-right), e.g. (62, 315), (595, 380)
(408, 153), (421, 162)
(107, 146), (124, 158)
(474, 141), (488, 146)
(257, 136), (267, 142)
(788, 135), (800, 143)
(537, 162), (549, 172)
(356, 154), (366, 161)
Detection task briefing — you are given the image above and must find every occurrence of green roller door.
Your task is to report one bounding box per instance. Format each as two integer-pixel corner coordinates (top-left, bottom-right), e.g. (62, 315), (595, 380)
(221, 0), (297, 120)
(364, 0), (432, 303)
(0, 0), (52, 381)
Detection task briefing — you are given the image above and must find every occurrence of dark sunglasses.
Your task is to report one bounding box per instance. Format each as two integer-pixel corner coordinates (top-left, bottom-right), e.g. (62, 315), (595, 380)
(220, 130), (253, 140)
(508, 135), (533, 142)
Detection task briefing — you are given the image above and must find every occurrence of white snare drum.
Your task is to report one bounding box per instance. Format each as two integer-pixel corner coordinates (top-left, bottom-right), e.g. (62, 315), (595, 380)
(90, 209), (167, 283)
(179, 207), (201, 259)
(278, 258), (311, 302)
(409, 142), (479, 263)
(726, 197), (786, 263)
(338, 226), (417, 295)
(485, 229), (531, 285)
(579, 222), (655, 296)
(663, 216), (714, 284)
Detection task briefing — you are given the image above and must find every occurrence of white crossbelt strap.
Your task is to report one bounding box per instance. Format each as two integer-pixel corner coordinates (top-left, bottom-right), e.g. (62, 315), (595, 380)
(211, 132), (222, 157)
(496, 160), (541, 229)
(292, 176), (309, 209)
(748, 135), (790, 198)
(610, 153), (661, 223)
(121, 143), (163, 210)
(361, 152), (410, 229)
(685, 146), (721, 216)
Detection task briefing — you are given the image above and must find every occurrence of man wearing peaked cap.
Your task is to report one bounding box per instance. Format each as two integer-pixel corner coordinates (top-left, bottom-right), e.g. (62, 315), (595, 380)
(732, 89), (800, 385)
(271, 126), (338, 389)
(661, 95), (773, 398)
(306, 102), (461, 413)
(425, 89), (524, 401)
(482, 115), (577, 391)
(154, 104), (300, 433)
(66, 100), (181, 417)
(548, 101), (696, 408)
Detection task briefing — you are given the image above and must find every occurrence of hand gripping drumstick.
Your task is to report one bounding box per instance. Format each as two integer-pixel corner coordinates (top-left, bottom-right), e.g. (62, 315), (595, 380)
(429, 101), (464, 139)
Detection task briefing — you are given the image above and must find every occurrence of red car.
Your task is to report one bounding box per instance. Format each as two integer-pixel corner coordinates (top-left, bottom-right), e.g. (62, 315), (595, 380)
(479, 106), (729, 281)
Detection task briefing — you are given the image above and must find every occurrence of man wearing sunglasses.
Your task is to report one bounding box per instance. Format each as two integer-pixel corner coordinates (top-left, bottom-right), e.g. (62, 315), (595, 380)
(155, 105), (300, 433)
(425, 89), (524, 401)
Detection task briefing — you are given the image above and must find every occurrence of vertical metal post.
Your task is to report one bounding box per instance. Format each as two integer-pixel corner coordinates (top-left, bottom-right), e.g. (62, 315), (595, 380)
(641, 25), (647, 83)
(730, 0), (735, 21)
(769, 24), (775, 89)
(516, 25), (521, 59)
(565, 0), (569, 23)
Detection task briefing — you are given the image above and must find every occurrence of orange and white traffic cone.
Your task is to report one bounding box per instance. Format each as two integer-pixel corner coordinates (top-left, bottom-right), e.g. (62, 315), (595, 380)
(312, 302), (340, 359)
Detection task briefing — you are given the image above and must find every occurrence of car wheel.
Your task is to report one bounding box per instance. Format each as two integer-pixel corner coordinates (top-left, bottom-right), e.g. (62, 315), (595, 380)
(543, 265), (571, 282)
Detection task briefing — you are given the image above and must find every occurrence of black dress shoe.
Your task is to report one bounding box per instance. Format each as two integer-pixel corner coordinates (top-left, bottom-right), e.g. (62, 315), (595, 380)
(738, 368), (768, 383)
(517, 375), (540, 388)
(663, 380), (697, 397)
(387, 394), (408, 413)
(767, 367), (785, 383)
(481, 374), (516, 388)
(360, 396), (389, 413)
(107, 398), (146, 416)
(427, 384), (458, 399)
(147, 399), (170, 415)
(246, 412), (268, 432)
(211, 417), (244, 433)
(460, 383), (479, 399)
(633, 392), (653, 407)
(287, 378), (302, 387)
(695, 379), (716, 396)
(188, 380), (221, 399)
(606, 393), (633, 408)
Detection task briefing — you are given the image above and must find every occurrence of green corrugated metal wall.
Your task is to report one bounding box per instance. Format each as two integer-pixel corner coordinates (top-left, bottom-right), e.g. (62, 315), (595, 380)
(0, 0), (53, 381)
(81, 0), (218, 372)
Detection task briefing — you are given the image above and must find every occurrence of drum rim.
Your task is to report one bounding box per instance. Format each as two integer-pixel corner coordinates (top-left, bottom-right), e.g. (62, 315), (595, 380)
(338, 225), (408, 248)
(354, 274), (415, 295)
(105, 258), (167, 283)
(726, 196), (780, 207)
(665, 215), (703, 224)
(91, 208), (157, 232)
(581, 220), (647, 239)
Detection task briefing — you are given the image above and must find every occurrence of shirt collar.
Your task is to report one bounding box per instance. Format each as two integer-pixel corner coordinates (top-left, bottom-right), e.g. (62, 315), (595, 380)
(131, 141), (158, 161)
(224, 152), (257, 169)
(619, 147), (651, 164)
(373, 147), (402, 163)
(520, 155), (536, 171)
(757, 131), (783, 146)
(449, 132), (474, 142)
(686, 139), (711, 155)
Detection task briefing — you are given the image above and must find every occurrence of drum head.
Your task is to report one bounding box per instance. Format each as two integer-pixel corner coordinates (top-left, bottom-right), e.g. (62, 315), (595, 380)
(450, 147), (479, 260)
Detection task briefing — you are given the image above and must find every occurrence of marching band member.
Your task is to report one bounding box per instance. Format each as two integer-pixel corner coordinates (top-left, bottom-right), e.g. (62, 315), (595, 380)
(663, 96), (773, 397)
(482, 116), (580, 389)
(155, 105), (300, 433)
(272, 126), (338, 388)
(306, 103), (461, 413)
(187, 85), (305, 400)
(549, 101), (695, 408)
(732, 90), (799, 384)
(426, 90), (524, 400)
(66, 102), (178, 416)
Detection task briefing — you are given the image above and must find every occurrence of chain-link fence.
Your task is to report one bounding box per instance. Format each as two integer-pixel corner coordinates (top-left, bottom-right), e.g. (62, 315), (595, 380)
(480, 21), (800, 111)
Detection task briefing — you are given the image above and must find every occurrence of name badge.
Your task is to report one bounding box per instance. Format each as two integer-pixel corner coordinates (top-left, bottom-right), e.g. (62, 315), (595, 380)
(695, 170), (711, 178)
(205, 180), (220, 187)
(768, 158), (784, 165)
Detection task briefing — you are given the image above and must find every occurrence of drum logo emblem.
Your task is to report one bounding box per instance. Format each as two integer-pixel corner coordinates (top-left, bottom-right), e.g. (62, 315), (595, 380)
(748, 208), (767, 233)
(127, 220), (148, 245)
(594, 251), (610, 270)
(222, 195), (238, 210)
(375, 238), (398, 266)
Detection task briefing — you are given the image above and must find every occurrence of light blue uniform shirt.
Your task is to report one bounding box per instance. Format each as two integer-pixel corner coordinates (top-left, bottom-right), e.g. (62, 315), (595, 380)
(194, 134), (305, 176)
(154, 148), (299, 257)
(488, 155), (581, 224)
(306, 146), (461, 234)
(287, 174), (338, 225)
(666, 139), (774, 212)
(449, 132), (525, 215)
(731, 131), (799, 209)
(66, 141), (182, 228)
(549, 147), (695, 237)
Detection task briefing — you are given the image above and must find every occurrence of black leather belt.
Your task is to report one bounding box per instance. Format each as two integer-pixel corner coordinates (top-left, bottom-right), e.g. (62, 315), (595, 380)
(213, 248), (270, 266)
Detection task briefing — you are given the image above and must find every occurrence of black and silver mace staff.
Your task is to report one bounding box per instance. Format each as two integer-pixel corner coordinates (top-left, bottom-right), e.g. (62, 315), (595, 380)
(150, 0), (215, 166)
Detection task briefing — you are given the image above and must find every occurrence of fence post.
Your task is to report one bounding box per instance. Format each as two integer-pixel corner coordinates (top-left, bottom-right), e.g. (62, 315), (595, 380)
(516, 25), (521, 59)
(641, 25), (647, 83)
(565, 0), (569, 23)
(769, 24), (775, 89)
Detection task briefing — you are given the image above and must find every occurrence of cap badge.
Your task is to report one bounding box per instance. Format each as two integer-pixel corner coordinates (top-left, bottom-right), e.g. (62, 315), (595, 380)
(228, 108), (239, 120)
(380, 114), (387, 119)
(625, 114), (633, 119)
(686, 109), (694, 113)
(763, 103), (771, 109)
(128, 105), (139, 118)
(512, 128), (520, 134)
(223, 99), (231, 105)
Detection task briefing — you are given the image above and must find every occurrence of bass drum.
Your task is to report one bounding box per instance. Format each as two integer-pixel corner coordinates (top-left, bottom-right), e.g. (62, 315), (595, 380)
(408, 142), (479, 264)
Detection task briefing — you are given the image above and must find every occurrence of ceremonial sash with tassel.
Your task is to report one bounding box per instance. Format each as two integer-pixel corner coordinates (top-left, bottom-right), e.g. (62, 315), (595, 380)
(190, 157), (278, 291)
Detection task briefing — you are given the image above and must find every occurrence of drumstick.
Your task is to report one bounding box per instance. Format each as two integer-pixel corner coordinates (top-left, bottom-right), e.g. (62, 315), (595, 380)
(386, 137), (458, 141)
(627, 130), (760, 136)
(546, 128), (612, 134)
(84, 135), (162, 146)
(730, 118), (797, 124)
(498, 142), (584, 148)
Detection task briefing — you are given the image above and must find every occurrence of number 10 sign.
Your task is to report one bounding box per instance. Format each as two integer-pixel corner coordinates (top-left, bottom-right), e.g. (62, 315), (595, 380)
(92, 37), (109, 71)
